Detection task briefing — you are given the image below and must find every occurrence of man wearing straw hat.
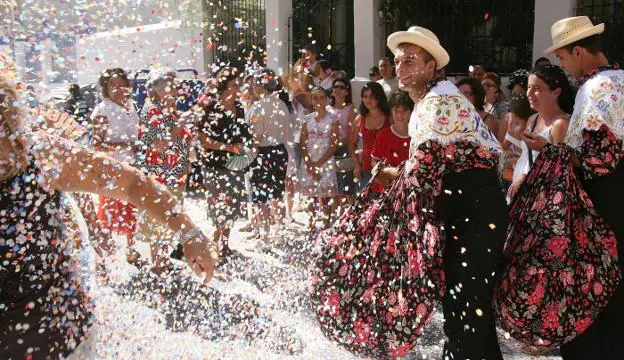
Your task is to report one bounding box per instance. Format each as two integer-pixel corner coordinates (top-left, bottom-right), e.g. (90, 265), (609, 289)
(541, 16), (624, 360)
(376, 26), (507, 359)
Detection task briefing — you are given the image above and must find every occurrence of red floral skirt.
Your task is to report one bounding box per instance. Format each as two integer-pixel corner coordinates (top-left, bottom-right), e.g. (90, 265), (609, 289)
(96, 195), (137, 235)
(494, 144), (621, 347)
(310, 166), (445, 359)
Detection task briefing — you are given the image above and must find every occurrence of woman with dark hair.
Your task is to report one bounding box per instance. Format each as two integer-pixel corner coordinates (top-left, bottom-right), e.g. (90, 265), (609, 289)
(90, 68), (143, 267)
(455, 77), (497, 136)
(349, 81), (390, 190)
(249, 68), (291, 240)
(330, 78), (357, 201)
(457, 77), (498, 135)
(197, 67), (253, 257)
(508, 65), (574, 200)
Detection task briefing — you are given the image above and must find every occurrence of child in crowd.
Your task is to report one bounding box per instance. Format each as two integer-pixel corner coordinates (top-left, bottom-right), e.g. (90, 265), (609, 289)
(371, 89), (414, 192)
(299, 87), (340, 229)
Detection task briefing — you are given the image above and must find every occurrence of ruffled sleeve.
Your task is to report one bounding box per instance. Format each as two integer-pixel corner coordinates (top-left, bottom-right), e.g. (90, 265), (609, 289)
(577, 124), (624, 179)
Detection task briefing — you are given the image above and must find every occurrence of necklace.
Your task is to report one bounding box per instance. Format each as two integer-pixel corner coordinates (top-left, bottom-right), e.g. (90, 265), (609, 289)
(578, 64), (621, 86)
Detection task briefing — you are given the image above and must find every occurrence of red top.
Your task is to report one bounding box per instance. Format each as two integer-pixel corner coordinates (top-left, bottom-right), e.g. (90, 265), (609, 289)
(371, 126), (411, 192)
(360, 114), (390, 172)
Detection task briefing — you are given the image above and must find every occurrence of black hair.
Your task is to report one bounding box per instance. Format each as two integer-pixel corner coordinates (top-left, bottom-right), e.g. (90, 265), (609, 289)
(456, 77), (486, 111)
(534, 57), (552, 67)
(507, 69), (529, 91)
(330, 78), (352, 106)
(530, 65), (575, 114)
(304, 44), (318, 55)
(68, 83), (82, 98)
(509, 92), (535, 120)
(562, 34), (603, 55)
(369, 65), (380, 77)
(318, 60), (331, 71)
(258, 68), (294, 114)
(98, 68), (130, 99)
(388, 89), (414, 112)
(359, 81), (390, 117)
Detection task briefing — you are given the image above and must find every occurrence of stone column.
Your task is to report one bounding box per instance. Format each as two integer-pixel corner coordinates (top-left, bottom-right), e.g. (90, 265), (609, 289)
(533, 0), (575, 64)
(351, 0), (383, 107)
(265, 0), (292, 75)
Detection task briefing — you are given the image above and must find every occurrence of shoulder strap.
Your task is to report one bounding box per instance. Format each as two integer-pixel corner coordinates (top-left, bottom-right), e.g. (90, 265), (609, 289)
(527, 113), (540, 166)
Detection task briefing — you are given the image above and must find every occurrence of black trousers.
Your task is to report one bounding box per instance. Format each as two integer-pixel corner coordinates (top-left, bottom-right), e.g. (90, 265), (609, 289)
(560, 163), (624, 360)
(436, 168), (508, 360)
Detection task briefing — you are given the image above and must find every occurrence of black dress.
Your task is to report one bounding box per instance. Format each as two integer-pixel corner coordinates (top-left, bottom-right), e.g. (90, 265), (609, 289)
(0, 159), (91, 359)
(199, 100), (253, 224)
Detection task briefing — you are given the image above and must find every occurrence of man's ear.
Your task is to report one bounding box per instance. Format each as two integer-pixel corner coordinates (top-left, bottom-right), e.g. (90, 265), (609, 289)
(427, 60), (437, 75)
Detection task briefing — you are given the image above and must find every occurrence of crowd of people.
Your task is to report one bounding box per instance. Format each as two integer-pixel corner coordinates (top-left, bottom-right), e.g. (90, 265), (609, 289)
(1, 12), (623, 360)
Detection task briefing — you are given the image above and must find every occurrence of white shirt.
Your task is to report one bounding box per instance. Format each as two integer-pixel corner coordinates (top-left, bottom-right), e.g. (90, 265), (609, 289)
(565, 69), (624, 148)
(249, 93), (290, 147)
(377, 77), (399, 98)
(90, 98), (140, 162)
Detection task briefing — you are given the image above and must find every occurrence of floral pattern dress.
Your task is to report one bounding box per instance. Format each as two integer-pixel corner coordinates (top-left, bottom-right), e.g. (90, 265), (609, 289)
(138, 102), (191, 188)
(496, 67), (624, 348)
(310, 80), (502, 358)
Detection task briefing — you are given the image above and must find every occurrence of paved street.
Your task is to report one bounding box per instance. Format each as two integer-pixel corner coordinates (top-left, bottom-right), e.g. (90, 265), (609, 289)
(80, 197), (562, 359)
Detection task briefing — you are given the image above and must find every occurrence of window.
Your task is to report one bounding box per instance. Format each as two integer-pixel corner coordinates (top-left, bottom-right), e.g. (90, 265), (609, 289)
(576, 0), (624, 65)
(381, 0), (536, 75)
(208, 0), (266, 70)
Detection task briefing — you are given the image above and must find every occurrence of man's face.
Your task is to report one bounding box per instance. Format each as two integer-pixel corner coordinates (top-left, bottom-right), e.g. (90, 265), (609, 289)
(554, 47), (583, 79)
(394, 44), (435, 91)
(379, 59), (394, 79)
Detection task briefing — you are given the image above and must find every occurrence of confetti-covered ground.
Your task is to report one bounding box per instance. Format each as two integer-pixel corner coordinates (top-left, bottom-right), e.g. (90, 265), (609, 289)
(82, 196), (562, 359)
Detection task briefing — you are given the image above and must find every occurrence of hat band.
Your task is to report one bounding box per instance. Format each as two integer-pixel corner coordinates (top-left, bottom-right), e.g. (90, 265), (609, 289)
(553, 22), (595, 44)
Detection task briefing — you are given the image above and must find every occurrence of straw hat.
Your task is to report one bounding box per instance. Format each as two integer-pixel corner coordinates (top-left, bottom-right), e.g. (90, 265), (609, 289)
(387, 26), (450, 70)
(544, 16), (604, 54)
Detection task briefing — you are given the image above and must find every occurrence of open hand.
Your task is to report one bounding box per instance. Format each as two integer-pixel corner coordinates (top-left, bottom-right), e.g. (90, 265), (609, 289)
(182, 232), (217, 284)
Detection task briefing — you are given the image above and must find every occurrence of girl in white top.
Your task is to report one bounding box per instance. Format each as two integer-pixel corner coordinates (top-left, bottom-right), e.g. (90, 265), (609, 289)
(299, 86), (340, 228)
(507, 65), (574, 200)
(90, 68), (143, 267)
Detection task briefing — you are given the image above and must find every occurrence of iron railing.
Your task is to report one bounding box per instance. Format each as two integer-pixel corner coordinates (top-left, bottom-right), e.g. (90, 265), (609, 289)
(575, 0), (624, 66)
(209, 0), (266, 70)
(290, 0), (355, 77)
(381, 0), (535, 75)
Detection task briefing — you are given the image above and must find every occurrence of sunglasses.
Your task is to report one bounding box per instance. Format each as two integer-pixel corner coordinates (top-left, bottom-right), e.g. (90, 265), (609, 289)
(333, 85), (347, 90)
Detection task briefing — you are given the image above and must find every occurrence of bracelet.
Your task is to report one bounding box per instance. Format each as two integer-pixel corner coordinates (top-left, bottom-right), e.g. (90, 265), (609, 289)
(179, 228), (201, 245)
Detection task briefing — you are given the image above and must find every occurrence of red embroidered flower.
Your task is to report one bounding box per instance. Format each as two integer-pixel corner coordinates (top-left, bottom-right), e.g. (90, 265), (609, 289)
(354, 320), (371, 344)
(457, 109), (470, 119)
(593, 282), (603, 296)
(436, 116), (450, 125)
(603, 234), (618, 257)
(389, 343), (413, 358)
(386, 230), (396, 254)
(416, 303), (428, 318)
(327, 291), (341, 315)
(547, 236), (569, 258)
(543, 305), (560, 330)
(574, 317), (592, 334)
(552, 191), (563, 205)
(527, 283), (545, 305)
